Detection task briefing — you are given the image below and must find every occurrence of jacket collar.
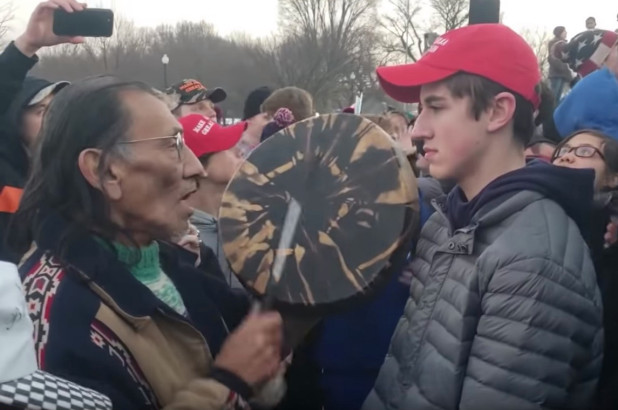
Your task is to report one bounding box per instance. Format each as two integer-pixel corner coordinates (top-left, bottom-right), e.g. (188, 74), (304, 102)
(433, 190), (544, 235)
(35, 211), (178, 320)
(33, 211), (235, 353)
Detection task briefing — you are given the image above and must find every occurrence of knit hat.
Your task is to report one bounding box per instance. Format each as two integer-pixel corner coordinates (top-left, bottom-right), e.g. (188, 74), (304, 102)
(562, 30), (618, 77)
(260, 108), (296, 143)
(243, 86), (273, 120)
(553, 67), (618, 140)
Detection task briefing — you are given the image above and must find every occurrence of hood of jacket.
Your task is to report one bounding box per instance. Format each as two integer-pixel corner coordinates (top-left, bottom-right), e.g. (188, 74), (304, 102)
(0, 77), (59, 185)
(446, 160), (594, 237)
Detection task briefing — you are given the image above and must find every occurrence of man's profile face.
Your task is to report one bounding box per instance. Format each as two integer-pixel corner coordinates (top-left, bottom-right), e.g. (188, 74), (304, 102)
(101, 91), (203, 242)
(410, 82), (489, 182)
(21, 94), (54, 150)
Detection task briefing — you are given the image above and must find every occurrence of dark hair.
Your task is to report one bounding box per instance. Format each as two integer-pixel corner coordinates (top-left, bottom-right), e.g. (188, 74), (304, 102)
(552, 129), (618, 174)
(553, 26), (566, 37)
(586, 17), (596, 22)
(9, 76), (157, 257)
(243, 86), (273, 120)
(442, 73), (537, 146)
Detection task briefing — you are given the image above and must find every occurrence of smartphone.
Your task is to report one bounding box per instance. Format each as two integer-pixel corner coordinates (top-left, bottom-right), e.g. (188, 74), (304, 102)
(53, 8), (114, 37)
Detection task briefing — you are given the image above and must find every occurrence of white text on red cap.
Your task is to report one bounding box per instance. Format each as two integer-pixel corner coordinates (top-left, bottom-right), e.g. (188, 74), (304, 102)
(427, 37), (449, 54)
(193, 119), (214, 136)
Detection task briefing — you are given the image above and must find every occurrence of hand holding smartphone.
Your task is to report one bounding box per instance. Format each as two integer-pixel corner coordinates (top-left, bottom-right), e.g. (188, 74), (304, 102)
(53, 8), (114, 37)
(15, 0), (90, 57)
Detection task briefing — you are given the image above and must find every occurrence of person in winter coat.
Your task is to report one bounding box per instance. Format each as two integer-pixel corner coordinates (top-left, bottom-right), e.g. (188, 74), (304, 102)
(260, 108), (296, 143)
(9, 76), (286, 410)
(547, 26), (573, 101)
(364, 24), (603, 410)
(180, 114), (248, 289)
(241, 86), (272, 146)
(261, 87), (314, 143)
(0, 0), (84, 261)
(164, 79), (227, 122)
(552, 130), (618, 410)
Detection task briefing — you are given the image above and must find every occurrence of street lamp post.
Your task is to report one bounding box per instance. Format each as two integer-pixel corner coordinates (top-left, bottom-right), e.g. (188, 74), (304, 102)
(161, 54), (169, 88)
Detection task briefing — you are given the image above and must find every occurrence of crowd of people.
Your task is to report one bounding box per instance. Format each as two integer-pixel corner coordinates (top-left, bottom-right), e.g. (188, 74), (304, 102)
(2, 0), (618, 409)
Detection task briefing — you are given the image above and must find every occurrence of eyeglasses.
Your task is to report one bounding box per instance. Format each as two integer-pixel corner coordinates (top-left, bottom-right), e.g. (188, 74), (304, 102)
(118, 132), (185, 160)
(554, 145), (605, 160)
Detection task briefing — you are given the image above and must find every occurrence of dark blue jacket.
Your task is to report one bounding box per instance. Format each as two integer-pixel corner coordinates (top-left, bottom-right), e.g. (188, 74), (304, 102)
(19, 211), (251, 409)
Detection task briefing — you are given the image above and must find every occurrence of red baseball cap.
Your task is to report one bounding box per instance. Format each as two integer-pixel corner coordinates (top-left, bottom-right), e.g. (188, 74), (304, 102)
(180, 114), (247, 158)
(376, 24), (541, 109)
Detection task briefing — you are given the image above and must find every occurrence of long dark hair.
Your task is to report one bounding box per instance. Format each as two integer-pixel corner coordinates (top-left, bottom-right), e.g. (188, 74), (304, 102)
(9, 76), (156, 257)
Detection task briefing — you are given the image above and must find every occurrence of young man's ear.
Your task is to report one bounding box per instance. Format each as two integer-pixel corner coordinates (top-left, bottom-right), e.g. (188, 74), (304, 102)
(486, 92), (517, 134)
(78, 149), (124, 200)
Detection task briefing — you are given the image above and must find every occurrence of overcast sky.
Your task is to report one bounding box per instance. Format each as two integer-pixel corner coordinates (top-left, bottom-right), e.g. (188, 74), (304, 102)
(8, 0), (618, 41)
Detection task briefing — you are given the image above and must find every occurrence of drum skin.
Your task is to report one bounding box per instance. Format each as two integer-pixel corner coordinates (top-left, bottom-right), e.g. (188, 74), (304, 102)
(219, 114), (419, 314)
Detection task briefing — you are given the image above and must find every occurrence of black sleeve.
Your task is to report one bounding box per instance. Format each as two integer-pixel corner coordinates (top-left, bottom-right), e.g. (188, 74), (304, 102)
(0, 42), (38, 117)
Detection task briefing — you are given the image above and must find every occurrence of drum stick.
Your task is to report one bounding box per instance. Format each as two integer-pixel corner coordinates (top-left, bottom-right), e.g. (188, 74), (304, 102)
(252, 197), (302, 312)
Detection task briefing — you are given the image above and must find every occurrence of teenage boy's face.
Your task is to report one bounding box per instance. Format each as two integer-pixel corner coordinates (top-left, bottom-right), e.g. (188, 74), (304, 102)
(410, 82), (488, 181)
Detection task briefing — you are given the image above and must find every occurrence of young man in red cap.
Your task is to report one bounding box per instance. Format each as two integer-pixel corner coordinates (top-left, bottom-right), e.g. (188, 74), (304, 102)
(180, 114), (247, 289)
(363, 24), (602, 410)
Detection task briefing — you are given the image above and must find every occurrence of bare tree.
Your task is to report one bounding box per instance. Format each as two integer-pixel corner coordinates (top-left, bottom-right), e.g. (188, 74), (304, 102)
(520, 28), (552, 77)
(32, 13), (377, 116)
(0, 1), (14, 46)
(430, 0), (469, 32)
(80, 16), (150, 72)
(258, 0), (380, 109)
(379, 0), (426, 63)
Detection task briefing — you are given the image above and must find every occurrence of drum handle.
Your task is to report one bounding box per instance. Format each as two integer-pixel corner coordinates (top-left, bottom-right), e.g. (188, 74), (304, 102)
(253, 197), (302, 312)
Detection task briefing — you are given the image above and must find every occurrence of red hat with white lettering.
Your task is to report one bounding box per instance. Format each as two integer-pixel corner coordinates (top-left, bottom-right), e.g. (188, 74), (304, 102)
(180, 114), (246, 158)
(376, 24), (541, 109)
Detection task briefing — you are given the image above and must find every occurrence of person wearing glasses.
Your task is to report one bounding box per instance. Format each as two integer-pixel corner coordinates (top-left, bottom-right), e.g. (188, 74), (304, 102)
(9, 76), (286, 410)
(552, 129), (618, 409)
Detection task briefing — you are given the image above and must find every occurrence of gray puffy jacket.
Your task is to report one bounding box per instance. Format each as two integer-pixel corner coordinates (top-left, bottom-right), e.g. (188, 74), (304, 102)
(363, 190), (603, 410)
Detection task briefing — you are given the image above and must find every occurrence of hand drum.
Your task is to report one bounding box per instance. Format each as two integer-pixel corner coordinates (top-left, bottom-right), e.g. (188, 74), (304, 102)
(219, 114), (419, 314)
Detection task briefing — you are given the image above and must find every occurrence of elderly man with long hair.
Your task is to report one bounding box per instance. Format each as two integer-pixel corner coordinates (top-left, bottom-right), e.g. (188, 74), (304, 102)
(9, 76), (285, 410)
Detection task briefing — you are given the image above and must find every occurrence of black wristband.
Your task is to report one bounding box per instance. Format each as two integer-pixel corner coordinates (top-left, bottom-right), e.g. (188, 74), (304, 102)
(210, 367), (253, 400)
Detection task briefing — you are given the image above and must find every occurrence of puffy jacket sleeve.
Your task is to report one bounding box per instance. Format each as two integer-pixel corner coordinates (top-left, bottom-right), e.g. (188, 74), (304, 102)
(460, 256), (604, 410)
(0, 42), (38, 116)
